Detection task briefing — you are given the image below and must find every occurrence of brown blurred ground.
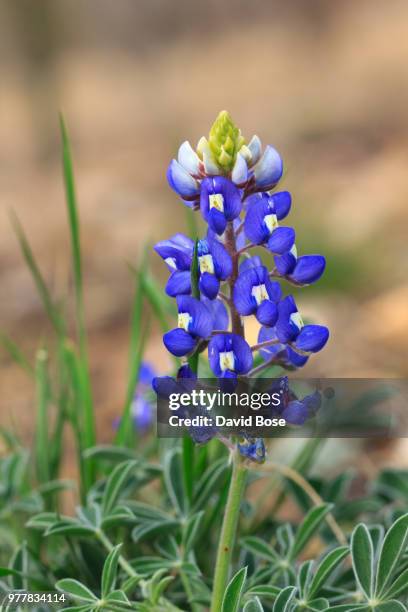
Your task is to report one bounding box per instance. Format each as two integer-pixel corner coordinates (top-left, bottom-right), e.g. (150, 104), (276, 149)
(1, 0), (408, 452)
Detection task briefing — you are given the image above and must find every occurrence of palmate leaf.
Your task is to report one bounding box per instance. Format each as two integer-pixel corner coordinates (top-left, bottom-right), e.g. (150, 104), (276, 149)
(375, 602), (408, 612)
(221, 566), (247, 612)
(192, 457), (229, 513)
(375, 512), (408, 598)
(297, 560), (314, 598)
(351, 524), (374, 599)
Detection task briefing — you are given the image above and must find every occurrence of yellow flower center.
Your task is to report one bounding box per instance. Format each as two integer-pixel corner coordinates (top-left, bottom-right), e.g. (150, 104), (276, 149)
(178, 312), (192, 331)
(209, 193), (224, 212)
(219, 350), (235, 372)
(264, 213), (278, 234)
(199, 254), (215, 274)
(251, 284), (269, 305)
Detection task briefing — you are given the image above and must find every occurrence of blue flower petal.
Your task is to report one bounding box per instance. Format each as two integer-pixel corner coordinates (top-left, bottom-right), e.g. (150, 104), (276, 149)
(286, 346), (309, 367)
(177, 295), (213, 339)
(276, 296), (300, 343)
(282, 400), (309, 425)
(290, 255), (326, 285)
(209, 237), (233, 280)
(166, 270), (191, 297)
(199, 272), (220, 300)
(167, 159), (200, 198)
(231, 334), (253, 374)
(272, 191), (292, 220)
(208, 208), (227, 235)
(163, 328), (196, 357)
(253, 145), (283, 190)
(202, 297), (229, 331)
(138, 362), (156, 386)
(154, 233), (193, 271)
(294, 325), (329, 353)
(267, 227), (295, 254)
(244, 195), (270, 244)
(256, 300), (278, 326)
(275, 251), (297, 275)
(208, 333), (252, 376)
(239, 255), (263, 273)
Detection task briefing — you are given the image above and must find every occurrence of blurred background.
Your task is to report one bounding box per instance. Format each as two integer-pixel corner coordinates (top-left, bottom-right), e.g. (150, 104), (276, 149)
(1, 0), (407, 463)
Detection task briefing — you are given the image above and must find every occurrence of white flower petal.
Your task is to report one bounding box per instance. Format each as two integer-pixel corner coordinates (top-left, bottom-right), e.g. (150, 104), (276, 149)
(178, 140), (200, 175)
(167, 159), (200, 197)
(253, 145), (283, 189)
(247, 135), (262, 165)
(231, 153), (248, 185)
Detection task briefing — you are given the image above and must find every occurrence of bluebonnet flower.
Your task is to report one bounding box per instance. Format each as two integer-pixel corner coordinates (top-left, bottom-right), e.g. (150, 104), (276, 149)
(157, 110), (330, 449)
(163, 296), (212, 357)
(244, 191), (295, 254)
(154, 233), (194, 296)
(276, 295), (329, 353)
(274, 246), (326, 285)
(197, 236), (232, 299)
(238, 434), (266, 463)
(233, 264), (281, 326)
(200, 177), (242, 235)
(208, 333), (253, 379)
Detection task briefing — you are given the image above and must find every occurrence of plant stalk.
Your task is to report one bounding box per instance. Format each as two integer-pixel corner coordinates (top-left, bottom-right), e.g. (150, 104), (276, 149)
(210, 451), (247, 612)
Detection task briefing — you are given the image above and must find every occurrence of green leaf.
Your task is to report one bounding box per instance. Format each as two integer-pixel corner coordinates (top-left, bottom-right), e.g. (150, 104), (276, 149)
(164, 449), (188, 516)
(101, 505), (136, 529)
(46, 521), (96, 538)
(240, 536), (279, 562)
(0, 331), (34, 376)
(297, 560), (314, 597)
(192, 458), (228, 512)
(26, 512), (60, 530)
(221, 566), (247, 612)
(351, 524), (374, 599)
(10, 542), (27, 590)
(60, 114), (96, 490)
(375, 512), (408, 597)
(245, 585), (280, 600)
(9, 211), (64, 335)
(182, 511), (204, 555)
(106, 590), (130, 604)
(130, 556), (175, 576)
(101, 460), (138, 516)
(273, 586), (296, 612)
(131, 519), (180, 543)
(243, 597), (264, 612)
(329, 606), (370, 611)
(307, 546), (349, 599)
(34, 349), (50, 485)
(382, 566), (408, 599)
(289, 504), (332, 561)
(56, 578), (97, 602)
(83, 445), (136, 462)
(101, 544), (122, 598)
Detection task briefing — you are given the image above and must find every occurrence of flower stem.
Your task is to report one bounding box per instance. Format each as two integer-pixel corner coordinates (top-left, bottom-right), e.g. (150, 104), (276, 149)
(210, 450), (247, 612)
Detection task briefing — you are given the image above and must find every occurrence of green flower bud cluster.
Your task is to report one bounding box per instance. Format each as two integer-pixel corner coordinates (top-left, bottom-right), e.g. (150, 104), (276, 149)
(208, 110), (246, 172)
